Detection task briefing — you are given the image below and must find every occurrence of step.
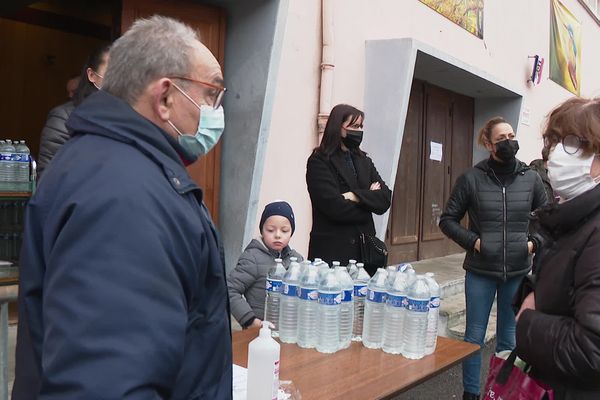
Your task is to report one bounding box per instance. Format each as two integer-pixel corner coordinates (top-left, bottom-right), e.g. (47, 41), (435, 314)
(410, 252), (466, 298)
(438, 292), (466, 338)
(447, 302), (497, 344)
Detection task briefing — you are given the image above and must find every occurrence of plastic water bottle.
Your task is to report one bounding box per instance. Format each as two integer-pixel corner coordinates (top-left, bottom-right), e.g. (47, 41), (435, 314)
(317, 261), (330, 281)
(0, 140), (17, 189)
(385, 265), (398, 288)
(335, 266), (354, 349)
(316, 269), (342, 353)
(361, 268), (388, 349)
(15, 141), (30, 184)
(352, 263), (370, 341)
(347, 259), (358, 279)
(299, 259), (311, 276)
(247, 321), (280, 400)
(398, 263), (413, 273)
(279, 258), (302, 343)
(0, 141), (7, 184)
(424, 272), (441, 355)
(402, 276), (431, 359)
(382, 270), (409, 354)
(264, 258), (286, 337)
(297, 263), (320, 349)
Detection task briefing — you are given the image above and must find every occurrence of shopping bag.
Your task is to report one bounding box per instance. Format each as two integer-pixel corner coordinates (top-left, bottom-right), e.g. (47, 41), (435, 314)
(483, 350), (554, 400)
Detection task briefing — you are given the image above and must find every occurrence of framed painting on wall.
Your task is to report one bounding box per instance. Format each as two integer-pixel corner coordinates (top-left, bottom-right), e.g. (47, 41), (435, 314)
(418, 0), (484, 38)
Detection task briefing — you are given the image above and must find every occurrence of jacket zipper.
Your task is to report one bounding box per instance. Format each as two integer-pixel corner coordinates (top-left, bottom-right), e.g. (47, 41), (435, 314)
(490, 169), (508, 281)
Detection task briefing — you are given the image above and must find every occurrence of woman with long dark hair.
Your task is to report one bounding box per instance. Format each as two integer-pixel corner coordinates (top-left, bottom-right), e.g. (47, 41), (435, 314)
(37, 45), (110, 178)
(306, 104), (391, 272)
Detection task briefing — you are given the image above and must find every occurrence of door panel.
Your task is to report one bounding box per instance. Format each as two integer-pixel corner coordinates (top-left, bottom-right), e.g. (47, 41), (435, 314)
(386, 83), (424, 263)
(121, 0), (225, 224)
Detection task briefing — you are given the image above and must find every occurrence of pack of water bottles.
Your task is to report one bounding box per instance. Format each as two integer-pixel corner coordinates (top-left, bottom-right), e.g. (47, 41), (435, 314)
(0, 139), (32, 192)
(263, 258), (440, 358)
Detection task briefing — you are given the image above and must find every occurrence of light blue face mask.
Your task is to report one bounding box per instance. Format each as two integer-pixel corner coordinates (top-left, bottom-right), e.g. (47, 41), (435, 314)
(168, 84), (225, 162)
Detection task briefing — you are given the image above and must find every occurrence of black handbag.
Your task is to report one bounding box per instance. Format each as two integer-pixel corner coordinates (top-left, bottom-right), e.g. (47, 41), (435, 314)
(359, 233), (388, 276)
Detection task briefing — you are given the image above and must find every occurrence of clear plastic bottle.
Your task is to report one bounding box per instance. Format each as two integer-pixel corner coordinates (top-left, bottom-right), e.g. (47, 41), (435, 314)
(382, 270), (409, 354)
(279, 258), (302, 343)
(397, 263), (413, 273)
(316, 269), (342, 354)
(402, 275), (431, 359)
(317, 261), (330, 282)
(0, 140), (7, 184)
(1, 140), (16, 190)
(297, 263), (320, 349)
(15, 141), (30, 184)
(424, 272), (441, 355)
(385, 265), (398, 288)
(352, 263), (370, 341)
(335, 266), (354, 349)
(264, 258), (286, 337)
(247, 321), (280, 400)
(361, 268), (388, 349)
(347, 259), (358, 279)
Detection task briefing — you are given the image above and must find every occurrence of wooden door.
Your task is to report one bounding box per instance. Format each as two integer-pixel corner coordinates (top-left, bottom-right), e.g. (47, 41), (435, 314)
(121, 0), (226, 224)
(386, 81), (473, 263)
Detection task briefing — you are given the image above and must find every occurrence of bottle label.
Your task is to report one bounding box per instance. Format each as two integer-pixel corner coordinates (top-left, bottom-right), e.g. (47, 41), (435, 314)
(354, 284), (368, 297)
(318, 292), (342, 305)
(271, 360), (280, 400)
(0, 153), (11, 162)
(13, 154), (29, 163)
(342, 289), (353, 302)
(298, 287), (318, 301)
(429, 296), (441, 309)
(367, 289), (387, 303)
(266, 278), (282, 293)
(406, 298), (429, 312)
(282, 283), (298, 297)
(386, 294), (406, 308)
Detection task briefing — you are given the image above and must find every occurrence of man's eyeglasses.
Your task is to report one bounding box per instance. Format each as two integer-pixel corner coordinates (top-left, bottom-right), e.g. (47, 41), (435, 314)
(169, 76), (226, 109)
(543, 133), (588, 155)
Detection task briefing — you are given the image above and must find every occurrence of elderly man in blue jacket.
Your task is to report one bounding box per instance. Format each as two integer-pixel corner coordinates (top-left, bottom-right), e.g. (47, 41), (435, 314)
(13, 16), (232, 400)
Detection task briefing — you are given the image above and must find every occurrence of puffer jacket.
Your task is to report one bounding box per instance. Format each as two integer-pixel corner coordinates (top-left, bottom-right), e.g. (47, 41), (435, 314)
(37, 101), (75, 178)
(227, 239), (303, 326)
(439, 158), (547, 280)
(516, 184), (600, 398)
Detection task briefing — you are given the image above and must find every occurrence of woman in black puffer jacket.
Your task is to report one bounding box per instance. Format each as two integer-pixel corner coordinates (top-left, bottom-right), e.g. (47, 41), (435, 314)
(516, 97), (600, 400)
(37, 45), (109, 178)
(439, 117), (547, 400)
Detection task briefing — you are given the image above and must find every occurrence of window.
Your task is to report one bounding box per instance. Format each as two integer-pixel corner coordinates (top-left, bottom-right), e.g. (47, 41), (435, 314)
(579, 0), (600, 24)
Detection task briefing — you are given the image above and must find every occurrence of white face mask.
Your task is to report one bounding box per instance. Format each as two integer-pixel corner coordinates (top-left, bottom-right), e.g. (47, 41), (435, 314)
(547, 143), (600, 203)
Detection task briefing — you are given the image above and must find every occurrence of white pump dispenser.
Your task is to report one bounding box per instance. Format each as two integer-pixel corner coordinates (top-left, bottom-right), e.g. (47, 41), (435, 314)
(246, 321), (281, 400)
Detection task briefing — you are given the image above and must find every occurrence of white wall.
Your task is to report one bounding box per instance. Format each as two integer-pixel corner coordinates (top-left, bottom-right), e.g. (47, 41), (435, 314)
(256, 0), (600, 257)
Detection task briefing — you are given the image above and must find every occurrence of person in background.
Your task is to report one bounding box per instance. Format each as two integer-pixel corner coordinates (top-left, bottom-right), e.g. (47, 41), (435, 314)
(529, 146), (556, 204)
(516, 97), (600, 400)
(13, 16), (231, 399)
(306, 104), (391, 273)
(37, 45), (110, 178)
(228, 201), (304, 329)
(65, 74), (80, 99)
(439, 117), (547, 400)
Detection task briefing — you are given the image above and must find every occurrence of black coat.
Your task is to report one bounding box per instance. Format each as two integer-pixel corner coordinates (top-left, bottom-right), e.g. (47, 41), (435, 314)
(13, 91), (232, 399)
(439, 159), (547, 280)
(37, 101), (75, 178)
(516, 184), (600, 398)
(306, 149), (391, 266)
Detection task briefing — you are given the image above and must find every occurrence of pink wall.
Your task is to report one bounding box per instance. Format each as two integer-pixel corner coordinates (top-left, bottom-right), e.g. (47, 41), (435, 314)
(257, 0), (600, 258)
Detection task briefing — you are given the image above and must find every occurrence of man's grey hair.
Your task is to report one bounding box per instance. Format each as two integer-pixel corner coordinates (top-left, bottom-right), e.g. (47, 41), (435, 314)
(103, 15), (202, 104)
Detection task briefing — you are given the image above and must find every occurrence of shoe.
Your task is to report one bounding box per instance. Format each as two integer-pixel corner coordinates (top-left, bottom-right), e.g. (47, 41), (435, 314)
(463, 392), (480, 400)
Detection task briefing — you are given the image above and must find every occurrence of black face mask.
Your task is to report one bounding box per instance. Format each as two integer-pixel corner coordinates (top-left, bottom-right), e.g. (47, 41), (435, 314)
(342, 130), (363, 149)
(494, 139), (519, 162)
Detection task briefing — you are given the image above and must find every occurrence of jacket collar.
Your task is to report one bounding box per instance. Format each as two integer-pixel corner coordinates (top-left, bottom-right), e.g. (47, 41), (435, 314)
(475, 158), (529, 175)
(66, 91), (201, 198)
(536, 184), (600, 238)
(248, 238), (291, 259)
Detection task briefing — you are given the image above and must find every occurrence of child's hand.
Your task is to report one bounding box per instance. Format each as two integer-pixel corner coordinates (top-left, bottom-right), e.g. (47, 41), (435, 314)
(250, 318), (263, 329)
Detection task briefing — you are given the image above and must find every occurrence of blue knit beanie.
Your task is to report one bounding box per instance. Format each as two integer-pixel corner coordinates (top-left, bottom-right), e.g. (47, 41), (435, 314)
(259, 201), (295, 235)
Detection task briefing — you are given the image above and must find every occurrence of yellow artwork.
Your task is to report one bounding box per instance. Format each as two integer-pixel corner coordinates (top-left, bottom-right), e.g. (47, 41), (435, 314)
(419, 0), (484, 38)
(550, 0), (581, 95)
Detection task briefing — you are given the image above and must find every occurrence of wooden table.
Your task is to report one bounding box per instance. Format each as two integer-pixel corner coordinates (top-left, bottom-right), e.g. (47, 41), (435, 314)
(233, 329), (478, 400)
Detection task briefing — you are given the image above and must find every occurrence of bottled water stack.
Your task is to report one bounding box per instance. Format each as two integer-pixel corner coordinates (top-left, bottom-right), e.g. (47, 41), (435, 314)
(402, 276), (430, 359)
(361, 268), (388, 349)
(297, 263), (320, 349)
(382, 270), (409, 354)
(316, 269), (342, 354)
(335, 266), (354, 349)
(424, 272), (441, 355)
(352, 262), (370, 341)
(279, 258), (302, 343)
(264, 258), (286, 337)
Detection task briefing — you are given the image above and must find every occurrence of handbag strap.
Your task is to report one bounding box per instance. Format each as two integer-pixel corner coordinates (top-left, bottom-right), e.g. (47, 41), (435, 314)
(496, 350), (519, 385)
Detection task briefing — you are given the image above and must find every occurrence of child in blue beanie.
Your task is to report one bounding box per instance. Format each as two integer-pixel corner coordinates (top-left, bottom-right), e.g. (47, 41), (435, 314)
(227, 201), (304, 328)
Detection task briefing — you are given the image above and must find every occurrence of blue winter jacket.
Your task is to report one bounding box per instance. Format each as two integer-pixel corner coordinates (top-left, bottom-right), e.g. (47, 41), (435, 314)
(12, 90), (232, 399)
